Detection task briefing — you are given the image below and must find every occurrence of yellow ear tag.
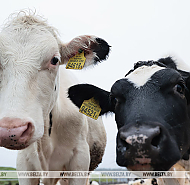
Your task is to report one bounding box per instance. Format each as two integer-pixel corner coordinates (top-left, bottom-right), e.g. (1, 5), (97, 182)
(79, 97), (101, 120)
(66, 51), (86, 69)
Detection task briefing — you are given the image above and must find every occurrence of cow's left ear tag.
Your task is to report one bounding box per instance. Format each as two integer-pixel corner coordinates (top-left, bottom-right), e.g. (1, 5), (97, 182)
(79, 97), (101, 120)
(66, 50), (86, 69)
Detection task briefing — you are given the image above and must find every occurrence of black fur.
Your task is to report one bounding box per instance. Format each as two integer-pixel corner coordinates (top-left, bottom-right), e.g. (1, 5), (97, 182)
(89, 142), (105, 171)
(92, 38), (111, 63)
(49, 112), (52, 136)
(182, 150), (190, 160)
(125, 57), (174, 77)
(158, 57), (177, 69)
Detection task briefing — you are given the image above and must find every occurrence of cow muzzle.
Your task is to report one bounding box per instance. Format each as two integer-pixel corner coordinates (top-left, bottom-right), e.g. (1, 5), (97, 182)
(116, 123), (180, 171)
(0, 117), (34, 150)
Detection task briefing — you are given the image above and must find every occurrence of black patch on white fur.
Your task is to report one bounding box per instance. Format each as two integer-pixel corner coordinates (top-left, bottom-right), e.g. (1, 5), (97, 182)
(89, 142), (105, 171)
(151, 178), (158, 185)
(140, 180), (145, 184)
(49, 112), (52, 136)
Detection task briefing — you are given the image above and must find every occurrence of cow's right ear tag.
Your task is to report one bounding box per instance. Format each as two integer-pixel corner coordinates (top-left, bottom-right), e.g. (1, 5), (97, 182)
(79, 97), (101, 120)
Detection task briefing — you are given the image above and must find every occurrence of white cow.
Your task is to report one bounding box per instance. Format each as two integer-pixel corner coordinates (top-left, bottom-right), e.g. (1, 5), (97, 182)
(0, 11), (110, 185)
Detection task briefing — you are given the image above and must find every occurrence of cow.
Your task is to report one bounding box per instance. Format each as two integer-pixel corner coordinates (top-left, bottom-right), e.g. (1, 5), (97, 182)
(0, 11), (110, 185)
(68, 57), (190, 176)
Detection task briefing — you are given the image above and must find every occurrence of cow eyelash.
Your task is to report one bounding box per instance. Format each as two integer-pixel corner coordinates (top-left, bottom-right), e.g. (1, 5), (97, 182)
(110, 93), (125, 105)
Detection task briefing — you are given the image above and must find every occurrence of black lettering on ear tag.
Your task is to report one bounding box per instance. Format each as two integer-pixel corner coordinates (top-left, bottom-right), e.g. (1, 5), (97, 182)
(79, 97), (101, 120)
(66, 51), (86, 69)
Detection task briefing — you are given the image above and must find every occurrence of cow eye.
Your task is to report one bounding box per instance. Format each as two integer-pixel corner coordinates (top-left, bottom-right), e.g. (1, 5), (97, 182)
(110, 93), (125, 108)
(51, 56), (60, 65)
(174, 83), (185, 95)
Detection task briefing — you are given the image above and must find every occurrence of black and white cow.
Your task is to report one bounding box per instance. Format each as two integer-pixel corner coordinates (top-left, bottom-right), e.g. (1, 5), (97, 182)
(68, 57), (190, 172)
(0, 11), (110, 185)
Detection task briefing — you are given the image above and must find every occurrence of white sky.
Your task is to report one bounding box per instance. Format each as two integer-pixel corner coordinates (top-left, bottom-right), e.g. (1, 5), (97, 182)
(0, 0), (190, 169)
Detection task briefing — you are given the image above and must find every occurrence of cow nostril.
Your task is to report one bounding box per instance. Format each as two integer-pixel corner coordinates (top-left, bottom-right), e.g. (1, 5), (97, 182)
(151, 129), (162, 148)
(20, 122), (33, 139)
(120, 137), (130, 151)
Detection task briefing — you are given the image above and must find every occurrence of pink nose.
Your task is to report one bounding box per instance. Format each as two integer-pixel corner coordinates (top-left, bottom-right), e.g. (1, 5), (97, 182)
(0, 117), (34, 149)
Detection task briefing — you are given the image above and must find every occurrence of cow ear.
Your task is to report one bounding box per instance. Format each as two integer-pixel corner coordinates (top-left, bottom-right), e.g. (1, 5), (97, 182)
(60, 35), (110, 67)
(68, 84), (115, 115)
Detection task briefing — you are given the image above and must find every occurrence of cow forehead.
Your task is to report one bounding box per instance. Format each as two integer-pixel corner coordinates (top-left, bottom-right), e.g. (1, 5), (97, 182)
(0, 13), (57, 49)
(0, 27), (59, 68)
(125, 65), (165, 88)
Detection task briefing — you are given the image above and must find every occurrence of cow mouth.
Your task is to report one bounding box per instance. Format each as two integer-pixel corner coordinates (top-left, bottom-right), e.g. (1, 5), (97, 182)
(128, 164), (153, 171)
(127, 158), (153, 171)
(4, 143), (29, 150)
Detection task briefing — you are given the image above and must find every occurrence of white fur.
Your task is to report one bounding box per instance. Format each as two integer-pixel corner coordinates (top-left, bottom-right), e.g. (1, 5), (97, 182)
(126, 65), (165, 88)
(90, 181), (99, 185)
(129, 179), (153, 185)
(0, 12), (106, 185)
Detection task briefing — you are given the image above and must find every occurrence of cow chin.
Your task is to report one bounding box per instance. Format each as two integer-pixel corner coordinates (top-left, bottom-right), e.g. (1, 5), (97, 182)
(118, 159), (181, 172)
(1, 132), (43, 150)
(4, 143), (30, 150)
(118, 159), (175, 171)
(126, 163), (173, 171)
(127, 164), (153, 171)
(117, 157), (154, 171)
(2, 130), (44, 150)
(116, 149), (181, 171)
(0, 132), (36, 150)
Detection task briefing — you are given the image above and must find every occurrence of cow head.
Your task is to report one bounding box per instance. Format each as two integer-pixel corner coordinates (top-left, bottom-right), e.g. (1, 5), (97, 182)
(0, 12), (110, 150)
(68, 57), (190, 171)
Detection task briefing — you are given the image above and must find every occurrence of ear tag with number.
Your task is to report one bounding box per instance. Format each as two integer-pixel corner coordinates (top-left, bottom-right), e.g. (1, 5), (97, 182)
(79, 97), (101, 120)
(66, 50), (86, 69)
